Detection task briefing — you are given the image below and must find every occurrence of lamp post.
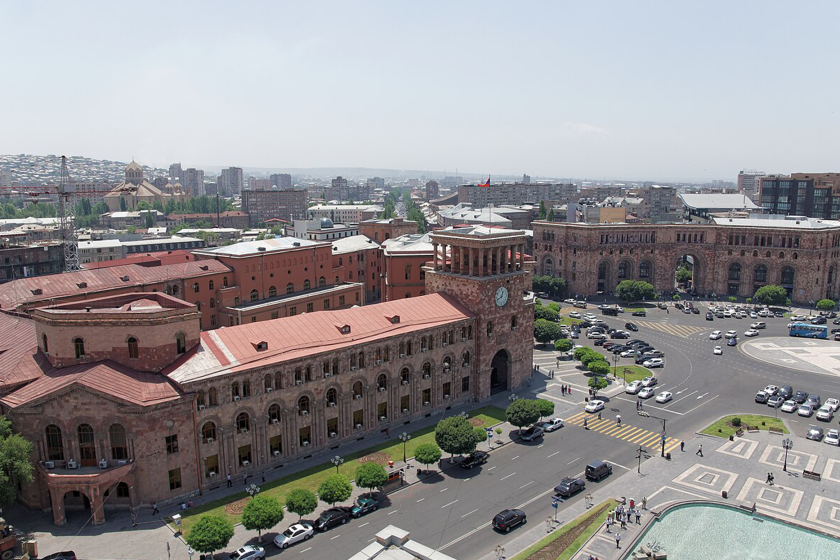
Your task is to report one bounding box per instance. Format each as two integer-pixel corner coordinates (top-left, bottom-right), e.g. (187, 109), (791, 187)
(399, 432), (411, 464)
(246, 483), (261, 499)
(331, 455), (344, 474)
(644, 414), (668, 457)
(782, 438), (793, 472)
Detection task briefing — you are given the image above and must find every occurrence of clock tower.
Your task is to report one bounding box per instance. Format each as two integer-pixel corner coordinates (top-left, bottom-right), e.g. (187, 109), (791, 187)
(425, 227), (535, 399)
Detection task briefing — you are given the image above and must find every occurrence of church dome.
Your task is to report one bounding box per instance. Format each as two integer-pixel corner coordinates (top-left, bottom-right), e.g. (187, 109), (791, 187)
(320, 217), (334, 229)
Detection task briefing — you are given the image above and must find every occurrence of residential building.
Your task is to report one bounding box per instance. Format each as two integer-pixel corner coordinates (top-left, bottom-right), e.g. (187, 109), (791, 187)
(738, 170), (765, 202)
(332, 235), (382, 303)
(270, 173), (292, 189)
(99, 210), (170, 230)
(457, 182), (576, 207)
(358, 217), (418, 244)
(437, 203), (531, 230)
(425, 180), (439, 200)
(168, 163), (184, 186)
(632, 185), (678, 221)
(241, 188), (308, 227)
(328, 177), (370, 202)
(167, 211), (250, 230)
(218, 167), (244, 196)
(77, 237), (205, 264)
(291, 218), (359, 241)
(0, 240), (64, 282)
(184, 168), (205, 196)
(759, 173), (840, 220)
(307, 204), (382, 223)
(247, 177), (273, 190)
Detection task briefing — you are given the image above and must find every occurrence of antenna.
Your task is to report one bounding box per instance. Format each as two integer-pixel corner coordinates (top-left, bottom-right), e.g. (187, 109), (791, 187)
(58, 156), (80, 272)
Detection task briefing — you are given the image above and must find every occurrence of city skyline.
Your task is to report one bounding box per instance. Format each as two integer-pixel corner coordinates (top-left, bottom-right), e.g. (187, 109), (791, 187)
(1, 1), (838, 182)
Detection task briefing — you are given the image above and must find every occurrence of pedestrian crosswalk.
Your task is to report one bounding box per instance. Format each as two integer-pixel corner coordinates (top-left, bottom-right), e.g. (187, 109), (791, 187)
(563, 411), (683, 453)
(634, 320), (708, 338)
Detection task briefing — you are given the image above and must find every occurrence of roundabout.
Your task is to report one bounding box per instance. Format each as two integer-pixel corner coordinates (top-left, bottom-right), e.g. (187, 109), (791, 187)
(740, 336), (840, 378)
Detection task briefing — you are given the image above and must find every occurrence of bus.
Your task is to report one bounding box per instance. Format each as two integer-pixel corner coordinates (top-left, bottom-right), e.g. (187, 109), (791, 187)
(788, 323), (828, 339)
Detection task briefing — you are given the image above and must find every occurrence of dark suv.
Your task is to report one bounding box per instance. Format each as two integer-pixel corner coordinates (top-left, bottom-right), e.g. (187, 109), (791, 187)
(492, 509), (527, 532)
(793, 391), (809, 404)
(315, 507), (352, 531)
(554, 477), (585, 497)
(778, 386), (794, 400)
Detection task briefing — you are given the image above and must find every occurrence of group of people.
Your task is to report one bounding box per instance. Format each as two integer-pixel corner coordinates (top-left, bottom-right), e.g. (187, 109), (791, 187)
(561, 384), (572, 395)
(604, 501), (646, 549)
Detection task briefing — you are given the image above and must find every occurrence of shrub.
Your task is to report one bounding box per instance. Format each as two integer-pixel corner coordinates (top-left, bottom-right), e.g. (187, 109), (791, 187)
(731, 417), (742, 427)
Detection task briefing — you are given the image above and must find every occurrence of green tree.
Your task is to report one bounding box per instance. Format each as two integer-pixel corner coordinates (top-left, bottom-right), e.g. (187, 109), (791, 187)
(580, 351), (605, 367)
(144, 212), (154, 229)
(242, 495), (284, 541)
(534, 318), (561, 344)
(535, 306), (559, 322)
(535, 398), (555, 419)
(285, 488), (318, 521)
(506, 399), (541, 431)
(318, 473), (353, 506)
(0, 416), (34, 506)
(538, 200), (547, 219)
(676, 266), (693, 284)
(588, 360), (610, 376)
(184, 515), (234, 556)
(554, 339), (572, 352)
(753, 284), (787, 305)
(550, 277), (567, 298)
(92, 201), (108, 215)
(435, 415), (479, 458)
(546, 302), (561, 313)
(547, 208), (555, 221)
(473, 427), (488, 444)
(588, 374), (609, 397)
(414, 442), (442, 473)
(119, 196), (127, 211)
(153, 200), (164, 212)
(574, 347), (596, 362)
(817, 299), (836, 311)
(355, 463), (388, 497)
(728, 296), (737, 303)
(137, 200), (151, 211)
(672, 294), (682, 301)
(616, 280), (656, 302)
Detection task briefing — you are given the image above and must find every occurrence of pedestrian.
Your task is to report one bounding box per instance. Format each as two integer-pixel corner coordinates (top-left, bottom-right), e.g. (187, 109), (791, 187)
(386, 428), (390, 438)
(243, 474), (248, 485)
(617, 415), (621, 426)
(568, 386), (571, 395)
(262, 474), (266, 483)
(584, 418), (588, 429)
(636, 509), (641, 524)
(621, 512), (627, 529)
(131, 511), (137, 528)
(769, 473), (775, 485)
(696, 445), (703, 457)
(766, 472), (772, 484)
(681, 441), (685, 452)
(615, 532), (621, 549)
(642, 496), (647, 510)
(598, 412), (602, 420)
(152, 502), (159, 515)
(605, 516), (612, 533)
(227, 474), (232, 488)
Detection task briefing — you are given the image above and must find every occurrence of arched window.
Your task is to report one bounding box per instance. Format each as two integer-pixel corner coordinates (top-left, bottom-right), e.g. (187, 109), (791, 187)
(377, 374), (387, 390)
(332, 358), (339, 376)
(303, 280), (311, 290)
(781, 266), (795, 285)
(286, 283), (294, 294)
(728, 263), (741, 281)
(193, 282), (199, 293)
(511, 315), (517, 330)
(639, 261), (651, 279)
(421, 336), (428, 351)
(263, 374), (272, 392)
(487, 321), (494, 337)
(42, 334), (49, 354)
(231, 382), (240, 399)
(618, 260), (630, 279)
(463, 351), (471, 366)
(274, 372), (282, 390)
(127, 337), (139, 359)
(202, 422), (216, 442)
(208, 387), (218, 406)
(335, 276), (339, 284)
(401, 368), (410, 384)
(422, 362), (431, 377)
(223, 276), (228, 287)
(195, 301), (201, 311)
(74, 337), (85, 359)
(543, 257), (554, 276)
(268, 404), (281, 423)
(209, 298), (215, 308)
(78, 424), (95, 465)
(754, 265), (767, 283)
(298, 396), (310, 414)
(175, 333), (186, 354)
(319, 277), (326, 287)
(353, 381), (363, 398)
(384, 346), (390, 362)
(398, 342), (405, 356)
(350, 354), (357, 368)
(209, 280), (214, 290)
(110, 424), (128, 460)
(172, 285), (179, 295)
(197, 391), (205, 409)
(267, 286), (276, 298)
(236, 412), (250, 431)
(443, 357), (452, 371)
(250, 289), (259, 301)
(294, 368), (302, 384)
(242, 380), (251, 398)
(326, 388), (337, 405)
(45, 424), (64, 461)
(793, 252), (798, 260)
(358, 351), (366, 369)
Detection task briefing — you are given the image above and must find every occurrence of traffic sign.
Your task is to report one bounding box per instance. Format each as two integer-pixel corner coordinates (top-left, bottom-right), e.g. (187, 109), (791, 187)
(551, 501), (558, 509)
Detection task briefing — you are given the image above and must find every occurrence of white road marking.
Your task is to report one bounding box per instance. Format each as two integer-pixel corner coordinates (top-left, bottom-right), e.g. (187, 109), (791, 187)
(416, 498), (425, 503)
(547, 451), (560, 459)
(440, 487), (448, 493)
(519, 481), (533, 489)
(500, 472), (516, 481)
(512, 455), (520, 460)
(388, 510), (398, 515)
(441, 499), (459, 509)
(538, 444), (544, 448)
(359, 522), (369, 528)
(331, 535), (341, 540)
(461, 508), (479, 518)
(488, 466), (496, 471)
(697, 392), (709, 399)
(567, 457), (580, 465)
(299, 547), (312, 553)
(683, 394), (719, 414)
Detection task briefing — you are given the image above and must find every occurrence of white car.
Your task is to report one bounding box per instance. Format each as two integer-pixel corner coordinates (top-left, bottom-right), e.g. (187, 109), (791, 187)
(587, 332), (606, 340)
(655, 391), (673, 403)
(749, 311), (758, 318)
(798, 404), (814, 417)
(781, 400), (798, 413)
(709, 331), (722, 340)
(817, 405), (834, 421)
(564, 299), (576, 304)
(713, 346), (722, 355)
(826, 398), (840, 412)
(274, 523), (314, 549)
(583, 314), (597, 321)
(616, 306), (625, 312)
(620, 350), (636, 358)
(825, 429), (840, 446)
(758, 309), (769, 317)
(585, 400), (605, 413)
(750, 322), (766, 329)
(791, 314), (807, 321)
(643, 358), (664, 368)
(725, 330), (738, 339)
(763, 385), (779, 396)
(626, 380), (643, 394)
(642, 376), (659, 387)
(638, 386), (656, 399)
(542, 418), (565, 432)
(227, 545), (266, 560)
(744, 329), (759, 337)
(723, 310), (733, 318)
(569, 312), (581, 319)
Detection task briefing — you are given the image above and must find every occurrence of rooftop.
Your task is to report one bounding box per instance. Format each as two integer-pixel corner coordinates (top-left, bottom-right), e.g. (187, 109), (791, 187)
(680, 193), (759, 211)
(381, 233), (434, 255)
(194, 236), (323, 257)
(331, 235), (380, 255)
(712, 215), (840, 229)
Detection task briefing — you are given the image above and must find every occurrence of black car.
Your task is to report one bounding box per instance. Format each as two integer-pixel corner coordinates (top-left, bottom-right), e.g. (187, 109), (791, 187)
(727, 338), (737, 346)
(793, 390), (809, 404)
(812, 316), (827, 324)
(460, 450), (489, 469)
(492, 509), (527, 533)
(554, 476), (585, 497)
(611, 345), (629, 354)
(41, 554), (77, 560)
(705, 312), (714, 320)
(610, 332), (629, 339)
(775, 311), (785, 317)
(520, 425), (544, 442)
(594, 339), (607, 346)
(632, 310), (647, 317)
(691, 307), (700, 314)
(833, 318), (840, 325)
(315, 507), (352, 531)
(625, 322), (639, 331)
(778, 385), (794, 400)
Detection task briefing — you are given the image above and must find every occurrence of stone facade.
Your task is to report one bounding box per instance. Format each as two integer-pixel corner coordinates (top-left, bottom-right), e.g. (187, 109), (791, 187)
(533, 219), (840, 302)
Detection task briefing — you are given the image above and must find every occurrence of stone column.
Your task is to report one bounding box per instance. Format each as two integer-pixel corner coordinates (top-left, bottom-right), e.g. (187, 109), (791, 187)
(519, 244), (525, 269)
(90, 487), (105, 525)
(468, 247), (475, 276)
(433, 243), (439, 270)
(479, 248), (485, 277)
(50, 486), (67, 526)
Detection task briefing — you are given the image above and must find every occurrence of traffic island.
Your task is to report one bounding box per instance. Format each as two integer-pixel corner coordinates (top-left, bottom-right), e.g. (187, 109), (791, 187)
(701, 415), (788, 439)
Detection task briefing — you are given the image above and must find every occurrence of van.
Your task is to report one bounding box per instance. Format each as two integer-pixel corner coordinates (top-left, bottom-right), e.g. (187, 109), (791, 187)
(585, 460), (613, 481)
(752, 321), (766, 329)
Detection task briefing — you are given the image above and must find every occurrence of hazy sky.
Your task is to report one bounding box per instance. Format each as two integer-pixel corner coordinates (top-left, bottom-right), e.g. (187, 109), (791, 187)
(2, 1), (837, 181)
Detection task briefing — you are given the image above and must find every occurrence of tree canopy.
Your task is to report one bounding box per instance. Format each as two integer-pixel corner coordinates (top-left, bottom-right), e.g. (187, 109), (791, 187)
(242, 495), (284, 541)
(535, 398), (555, 419)
(534, 305), (559, 322)
(754, 285), (788, 306)
(0, 416), (33, 507)
(435, 415), (480, 457)
(506, 399), (541, 429)
(534, 318), (562, 344)
(184, 515), (234, 555)
(318, 473), (353, 506)
(817, 299), (836, 311)
(355, 463), (388, 496)
(554, 339), (573, 353)
(533, 275), (567, 299)
(588, 360), (611, 376)
(414, 442), (442, 470)
(616, 280), (656, 302)
(588, 375), (609, 396)
(285, 488), (318, 521)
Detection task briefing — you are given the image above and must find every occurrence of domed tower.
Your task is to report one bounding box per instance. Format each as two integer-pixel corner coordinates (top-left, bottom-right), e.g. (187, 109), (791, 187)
(320, 217), (334, 229)
(424, 227), (535, 399)
(125, 160), (144, 186)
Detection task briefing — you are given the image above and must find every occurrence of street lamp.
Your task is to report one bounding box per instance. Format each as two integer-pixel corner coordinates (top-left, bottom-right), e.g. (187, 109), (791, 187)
(399, 432), (411, 464)
(331, 455), (344, 474)
(782, 438), (793, 472)
(643, 413), (668, 457)
(246, 483), (261, 498)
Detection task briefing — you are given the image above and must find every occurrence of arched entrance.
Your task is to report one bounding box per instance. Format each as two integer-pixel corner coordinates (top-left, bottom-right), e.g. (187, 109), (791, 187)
(674, 255), (699, 294)
(490, 350), (510, 395)
(62, 490), (91, 523)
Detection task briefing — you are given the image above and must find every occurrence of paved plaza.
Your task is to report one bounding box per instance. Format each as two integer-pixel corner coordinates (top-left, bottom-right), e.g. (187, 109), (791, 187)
(741, 336), (840, 377)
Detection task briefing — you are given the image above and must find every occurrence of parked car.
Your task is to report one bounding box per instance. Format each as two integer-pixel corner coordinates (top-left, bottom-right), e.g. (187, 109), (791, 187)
(642, 376), (658, 387)
(817, 405), (835, 421)
(807, 426), (825, 441)
(643, 358), (664, 368)
(825, 429), (840, 446)
(460, 451), (489, 469)
(585, 400), (605, 413)
(315, 507), (352, 531)
(706, 312), (714, 320)
(778, 386), (794, 400)
(540, 418), (565, 432)
(798, 404), (814, 417)
(807, 394), (822, 408)
(751, 322), (767, 329)
(767, 395), (785, 408)
(520, 425), (544, 442)
(763, 385), (779, 396)
(710, 331), (722, 340)
(554, 476), (585, 497)
(713, 346), (722, 355)
(625, 322), (639, 331)
(643, 350), (665, 359)
(639, 386), (656, 399)
(755, 391), (769, 404)
(781, 400), (798, 413)
(40, 554), (77, 560)
(274, 523), (314, 549)
(793, 391), (810, 404)
(585, 460), (613, 481)
(492, 509), (527, 533)
(826, 398), (840, 412)
(569, 312), (581, 319)
(725, 330), (738, 339)
(226, 545), (266, 560)
(626, 380), (643, 394)
(350, 497), (379, 517)
(620, 350), (636, 358)
(655, 391), (673, 403)
(611, 331), (630, 339)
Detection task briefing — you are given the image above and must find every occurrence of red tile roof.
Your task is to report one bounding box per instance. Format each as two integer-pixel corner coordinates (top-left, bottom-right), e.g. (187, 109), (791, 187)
(0, 260), (231, 311)
(0, 360), (182, 408)
(82, 250), (195, 269)
(0, 313), (42, 387)
(166, 293), (474, 383)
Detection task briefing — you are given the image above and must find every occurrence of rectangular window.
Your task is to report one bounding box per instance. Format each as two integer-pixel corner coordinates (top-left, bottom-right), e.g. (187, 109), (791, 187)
(210, 314), (216, 326)
(462, 376), (470, 392)
(290, 307), (297, 316)
(306, 302), (314, 313)
(168, 468), (182, 491)
(251, 316), (257, 322)
(324, 299), (330, 310)
(165, 435), (179, 454)
(271, 311), (279, 319)
(339, 295), (345, 306)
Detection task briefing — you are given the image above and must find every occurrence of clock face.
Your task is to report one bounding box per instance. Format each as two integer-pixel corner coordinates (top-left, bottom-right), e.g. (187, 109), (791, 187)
(495, 286), (509, 307)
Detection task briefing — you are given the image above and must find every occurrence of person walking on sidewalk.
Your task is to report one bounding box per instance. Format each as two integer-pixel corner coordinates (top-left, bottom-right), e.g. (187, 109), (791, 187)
(696, 445), (703, 457)
(681, 441), (685, 452)
(636, 509), (642, 524)
(615, 532), (622, 549)
(152, 502), (159, 515)
(227, 474), (232, 488)
(642, 496), (647, 510)
(605, 515), (612, 533)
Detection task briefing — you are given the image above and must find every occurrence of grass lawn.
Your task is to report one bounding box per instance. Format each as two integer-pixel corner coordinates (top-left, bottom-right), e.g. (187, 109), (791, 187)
(509, 499), (618, 560)
(559, 316), (582, 327)
(610, 365), (650, 383)
(701, 414), (788, 439)
(624, 307), (647, 313)
(177, 405), (507, 534)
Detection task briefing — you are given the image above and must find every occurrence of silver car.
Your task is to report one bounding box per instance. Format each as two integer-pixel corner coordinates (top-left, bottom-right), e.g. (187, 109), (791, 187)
(274, 523), (314, 549)
(807, 426), (824, 441)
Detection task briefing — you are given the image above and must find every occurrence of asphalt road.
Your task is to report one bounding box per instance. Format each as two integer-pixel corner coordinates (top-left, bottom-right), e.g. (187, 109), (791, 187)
(270, 300), (840, 559)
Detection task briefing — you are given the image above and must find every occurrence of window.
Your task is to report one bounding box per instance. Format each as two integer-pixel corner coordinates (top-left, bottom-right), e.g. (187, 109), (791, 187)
(378, 374), (387, 390)
(511, 315), (517, 330)
(303, 280), (311, 290)
(109, 424), (128, 460)
(242, 380), (251, 398)
(268, 286), (276, 298)
(168, 468), (182, 491)
(209, 298), (216, 309)
(421, 336), (428, 351)
(78, 424), (95, 465)
(127, 337), (138, 359)
(326, 388), (337, 405)
(639, 261), (651, 279)
(324, 299), (330, 310)
(463, 351), (471, 365)
(42, 334), (48, 354)
(487, 321), (494, 337)
(294, 368), (302, 384)
(208, 387), (218, 406)
(401, 368), (410, 384)
(175, 333), (186, 354)
(165, 434), (179, 454)
(290, 306), (297, 316)
(45, 425), (64, 461)
(384, 346), (390, 362)
(202, 422), (217, 442)
(195, 301), (202, 311)
(754, 265), (767, 283)
(728, 263), (741, 281)
(236, 412), (250, 431)
(332, 358), (339, 376)
(462, 376), (470, 392)
(268, 404), (281, 423)
(422, 362), (431, 377)
(287, 283), (294, 294)
(74, 338), (85, 359)
(339, 295), (345, 306)
(270, 311), (278, 319)
(319, 277), (326, 287)
(298, 396), (310, 415)
(781, 266), (795, 285)
(250, 289), (259, 301)
(193, 283), (199, 293)
(405, 265), (411, 280)
(209, 280), (214, 290)
(306, 303), (313, 313)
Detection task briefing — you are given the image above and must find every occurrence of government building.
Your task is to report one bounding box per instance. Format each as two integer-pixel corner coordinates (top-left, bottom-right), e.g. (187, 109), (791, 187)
(0, 227), (534, 526)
